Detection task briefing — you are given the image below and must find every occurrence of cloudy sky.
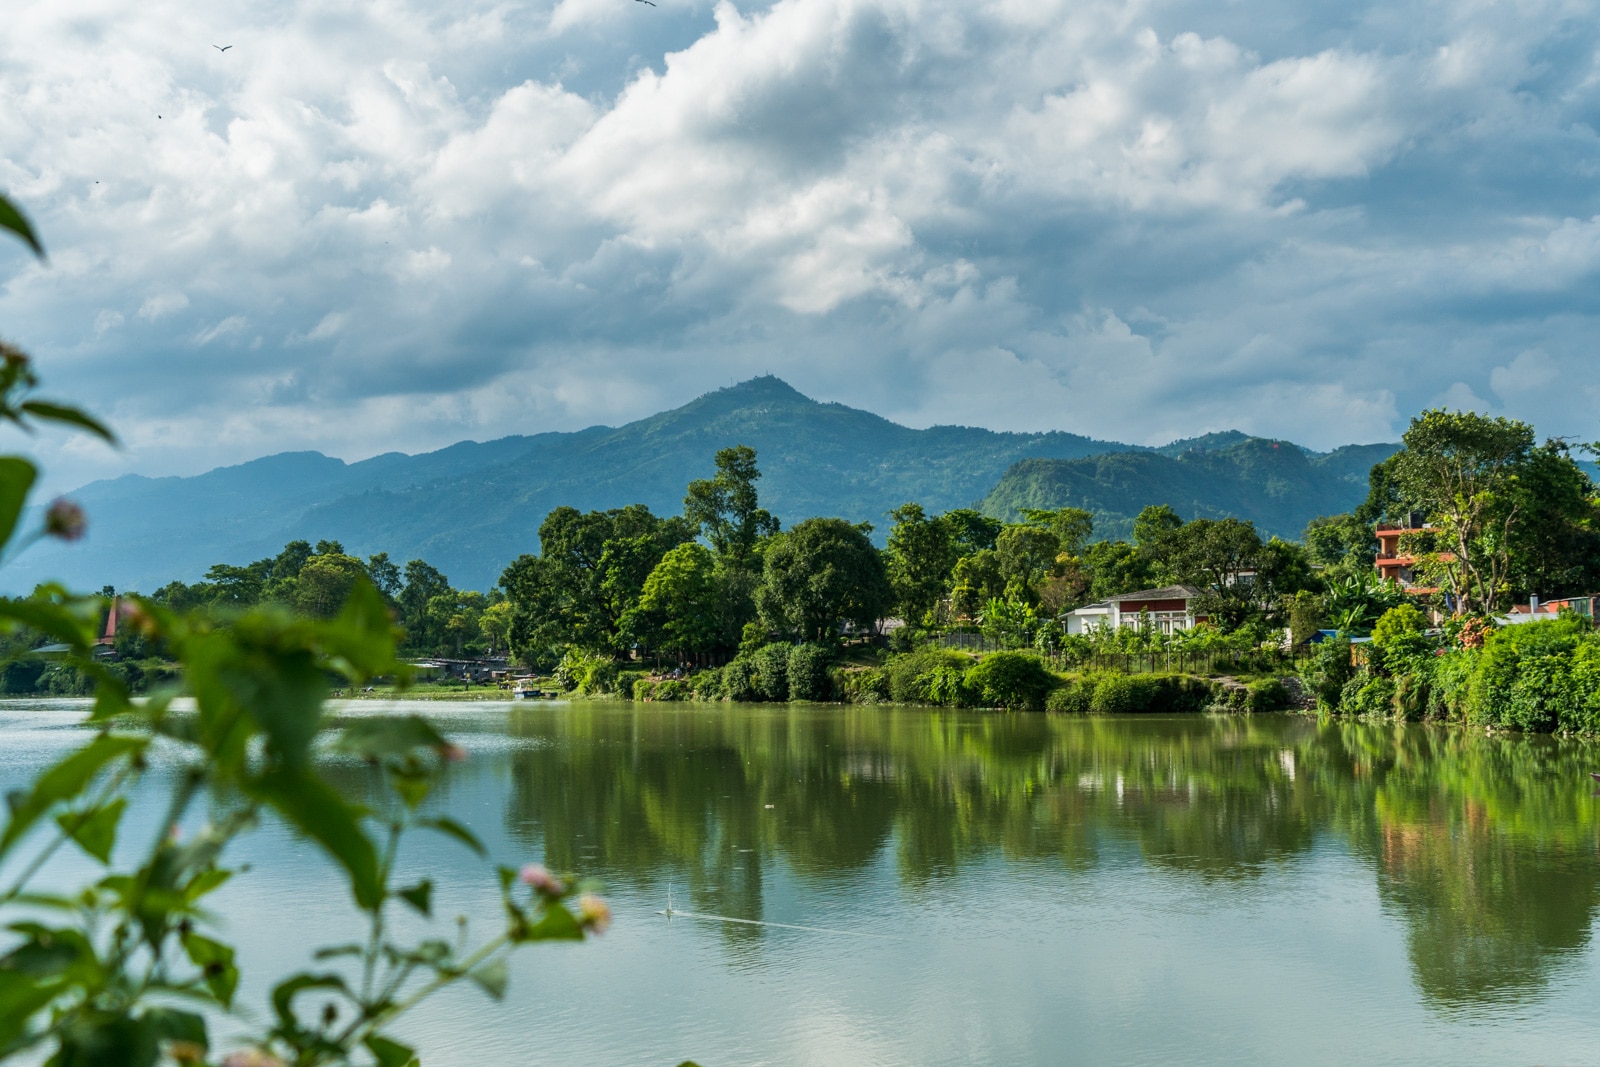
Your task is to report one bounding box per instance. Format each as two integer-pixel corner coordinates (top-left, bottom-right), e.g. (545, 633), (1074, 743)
(3, 0), (1599, 490)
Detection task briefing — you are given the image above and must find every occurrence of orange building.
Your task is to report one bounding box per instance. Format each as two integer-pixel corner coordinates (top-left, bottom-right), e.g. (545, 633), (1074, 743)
(1373, 522), (1454, 595)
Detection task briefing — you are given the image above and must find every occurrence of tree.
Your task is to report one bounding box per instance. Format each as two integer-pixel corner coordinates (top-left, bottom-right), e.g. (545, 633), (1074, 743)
(951, 548), (1006, 619)
(995, 524), (1061, 601)
(623, 542), (722, 658)
(1505, 441), (1600, 600)
(502, 504), (695, 659)
(1133, 504), (1184, 554)
(1020, 506), (1093, 557)
(1085, 539), (1161, 600)
(942, 508), (1003, 556)
(295, 551), (372, 618)
(1392, 410), (1535, 614)
(202, 562), (266, 607)
(367, 551), (403, 599)
(1165, 517), (1264, 630)
(756, 517), (893, 642)
(684, 445), (779, 568)
(399, 559), (452, 650)
(886, 503), (954, 627)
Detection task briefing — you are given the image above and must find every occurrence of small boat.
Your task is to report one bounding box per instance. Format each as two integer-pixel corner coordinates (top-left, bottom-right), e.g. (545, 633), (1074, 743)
(513, 683), (538, 699)
(1590, 772), (1600, 783)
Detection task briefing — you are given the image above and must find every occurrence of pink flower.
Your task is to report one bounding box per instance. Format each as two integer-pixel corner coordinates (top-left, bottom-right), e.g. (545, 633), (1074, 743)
(43, 498), (86, 541)
(518, 864), (564, 896)
(578, 893), (612, 935)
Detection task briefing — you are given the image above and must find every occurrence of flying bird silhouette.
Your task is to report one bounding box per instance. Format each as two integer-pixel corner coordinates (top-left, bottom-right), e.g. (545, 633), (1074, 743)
(634, 1), (656, 7)
(214, 44), (232, 52)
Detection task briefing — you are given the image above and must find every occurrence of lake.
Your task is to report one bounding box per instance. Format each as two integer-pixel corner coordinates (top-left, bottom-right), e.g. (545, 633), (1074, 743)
(4, 699), (1600, 1065)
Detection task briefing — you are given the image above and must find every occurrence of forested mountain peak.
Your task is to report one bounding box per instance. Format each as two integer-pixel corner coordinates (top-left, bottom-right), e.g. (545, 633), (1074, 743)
(10, 378), (1393, 594)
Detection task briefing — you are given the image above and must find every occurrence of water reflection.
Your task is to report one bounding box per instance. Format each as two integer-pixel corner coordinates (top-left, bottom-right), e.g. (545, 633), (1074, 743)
(497, 703), (1600, 1009)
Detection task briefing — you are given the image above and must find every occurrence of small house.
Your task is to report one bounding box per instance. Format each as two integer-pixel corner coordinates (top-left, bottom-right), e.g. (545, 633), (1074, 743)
(1061, 585), (1208, 635)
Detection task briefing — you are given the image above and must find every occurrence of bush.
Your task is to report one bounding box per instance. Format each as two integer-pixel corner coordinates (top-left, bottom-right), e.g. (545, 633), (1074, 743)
(834, 666), (889, 704)
(1089, 672), (1164, 714)
(963, 651), (1057, 710)
(1301, 637), (1354, 712)
(720, 658), (758, 701)
(616, 669), (646, 699)
(554, 648), (620, 694)
(1046, 677), (1092, 714)
(885, 649), (972, 705)
(1245, 678), (1289, 713)
(752, 643), (790, 701)
(1341, 674), (1396, 718)
(787, 643), (835, 701)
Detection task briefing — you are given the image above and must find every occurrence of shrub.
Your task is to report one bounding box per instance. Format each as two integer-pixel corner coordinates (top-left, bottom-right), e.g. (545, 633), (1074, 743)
(1301, 637), (1355, 712)
(1046, 677), (1092, 714)
(885, 649), (972, 705)
(1089, 672), (1164, 714)
(1245, 678), (1289, 713)
(787, 643), (836, 701)
(834, 666), (889, 704)
(616, 669), (646, 699)
(554, 648), (619, 694)
(720, 658), (758, 701)
(963, 651), (1057, 710)
(1340, 674), (1396, 717)
(752, 643), (790, 701)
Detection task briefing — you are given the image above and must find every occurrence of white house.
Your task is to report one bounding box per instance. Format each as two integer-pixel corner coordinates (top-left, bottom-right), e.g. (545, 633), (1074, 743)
(1060, 585), (1208, 636)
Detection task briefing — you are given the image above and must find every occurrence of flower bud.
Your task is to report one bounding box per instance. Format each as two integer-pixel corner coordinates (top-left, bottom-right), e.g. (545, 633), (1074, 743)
(43, 498), (87, 542)
(578, 893), (611, 935)
(518, 863), (563, 896)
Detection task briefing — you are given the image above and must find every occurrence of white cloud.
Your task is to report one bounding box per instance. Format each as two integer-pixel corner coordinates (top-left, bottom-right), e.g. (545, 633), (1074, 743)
(0, 0), (1596, 493)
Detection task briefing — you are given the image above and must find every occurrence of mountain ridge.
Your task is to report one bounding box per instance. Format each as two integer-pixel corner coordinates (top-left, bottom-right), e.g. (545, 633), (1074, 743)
(9, 377), (1396, 594)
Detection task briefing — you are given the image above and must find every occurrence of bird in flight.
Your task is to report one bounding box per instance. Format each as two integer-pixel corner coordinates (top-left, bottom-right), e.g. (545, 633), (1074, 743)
(214, 44), (233, 52)
(634, 1), (655, 7)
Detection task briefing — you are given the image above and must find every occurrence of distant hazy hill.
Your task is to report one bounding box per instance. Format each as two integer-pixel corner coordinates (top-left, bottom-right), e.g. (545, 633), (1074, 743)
(9, 377), (1130, 594)
(10, 377), (1398, 593)
(977, 437), (1397, 541)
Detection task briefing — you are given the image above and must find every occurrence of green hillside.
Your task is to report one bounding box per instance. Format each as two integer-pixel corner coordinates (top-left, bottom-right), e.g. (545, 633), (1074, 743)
(977, 437), (1397, 541)
(9, 377), (1397, 593)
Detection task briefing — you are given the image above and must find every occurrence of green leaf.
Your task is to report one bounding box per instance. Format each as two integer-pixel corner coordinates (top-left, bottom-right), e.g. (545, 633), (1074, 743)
(364, 1034), (419, 1067)
(419, 816), (485, 857)
(270, 972), (349, 1031)
(0, 195), (43, 258)
(398, 880), (432, 917)
(311, 944), (364, 961)
(1, 734), (145, 859)
(517, 903), (584, 943)
(55, 797), (125, 863)
(250, 770), (382, 910)
(336, 715), (449, 760)
(18, 401), (115, 444)
(468, 958), (508, 1001)
(140, 1006), (207, 1049)
(0, 595), (101, 651)
(182, 933), (238, 1008)
(0, 458), (35, 551)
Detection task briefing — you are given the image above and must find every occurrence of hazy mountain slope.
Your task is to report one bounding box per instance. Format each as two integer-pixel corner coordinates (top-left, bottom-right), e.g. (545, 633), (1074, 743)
(977, 437), (1398, 541)
(9, 377), (1124, 593)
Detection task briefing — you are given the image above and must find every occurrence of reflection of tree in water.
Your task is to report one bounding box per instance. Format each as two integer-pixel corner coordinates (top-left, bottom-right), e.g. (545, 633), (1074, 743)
(489, 702), (1600, 1001)
(1310, 722), (1600, 1008)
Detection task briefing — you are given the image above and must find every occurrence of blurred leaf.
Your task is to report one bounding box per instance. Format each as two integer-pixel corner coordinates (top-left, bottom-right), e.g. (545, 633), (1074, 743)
(364, 1034), (419, 1067)
(0, 457), (35, 550)
(397, 880), (432, 918)
(320, 580), (404, 681)
(311, 944), (364, 961)
(336, 716), (449, 760)
(1, 733), (145, 859)
(468, 958), (508, 1001)
(0, 195), (43, 258)
(419, 816), (484, 857)
(250, 770), (381, 910)
(517, 903), (584, 943)
(140, 1006), (207, 1048)
(181, 933), (237, 1008)
(55, 797), (125, 863)
(182, 868), (232, 904)
(18, 401), (115, 444)
(270, 972), (349, 1031)
(0, 595), (101, 650)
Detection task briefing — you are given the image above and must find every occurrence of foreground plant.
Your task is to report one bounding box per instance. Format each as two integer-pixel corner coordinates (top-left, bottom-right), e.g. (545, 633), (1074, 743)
(0, 195), (607, 1067)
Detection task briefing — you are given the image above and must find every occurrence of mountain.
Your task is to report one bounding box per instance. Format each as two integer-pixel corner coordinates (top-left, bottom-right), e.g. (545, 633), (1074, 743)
(977, 437), (1398, 542)
(9, 377), (1130, 594)
(11, 377), (1398, 593)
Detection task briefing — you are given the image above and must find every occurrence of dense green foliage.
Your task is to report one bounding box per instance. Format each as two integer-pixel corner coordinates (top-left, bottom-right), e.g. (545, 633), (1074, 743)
(979, 436), (1396, 542)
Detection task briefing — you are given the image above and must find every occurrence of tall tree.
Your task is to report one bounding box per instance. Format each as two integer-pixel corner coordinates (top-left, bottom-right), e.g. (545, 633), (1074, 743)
(885, 503), (954, 627)
(756, 518), (892, 642)
(684, 445), (779, 568)
(1392, 410), (1535, 613)
(622, 542), (722, 659)
(366, 552), (402, 600)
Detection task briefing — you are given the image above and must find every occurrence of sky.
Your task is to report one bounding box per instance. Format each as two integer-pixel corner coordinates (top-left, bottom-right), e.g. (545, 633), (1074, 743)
(2, 0), (1599, 492)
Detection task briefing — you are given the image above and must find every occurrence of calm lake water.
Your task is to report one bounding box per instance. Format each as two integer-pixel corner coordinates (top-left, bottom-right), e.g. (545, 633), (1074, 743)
(5, 699), (1600, 1065)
